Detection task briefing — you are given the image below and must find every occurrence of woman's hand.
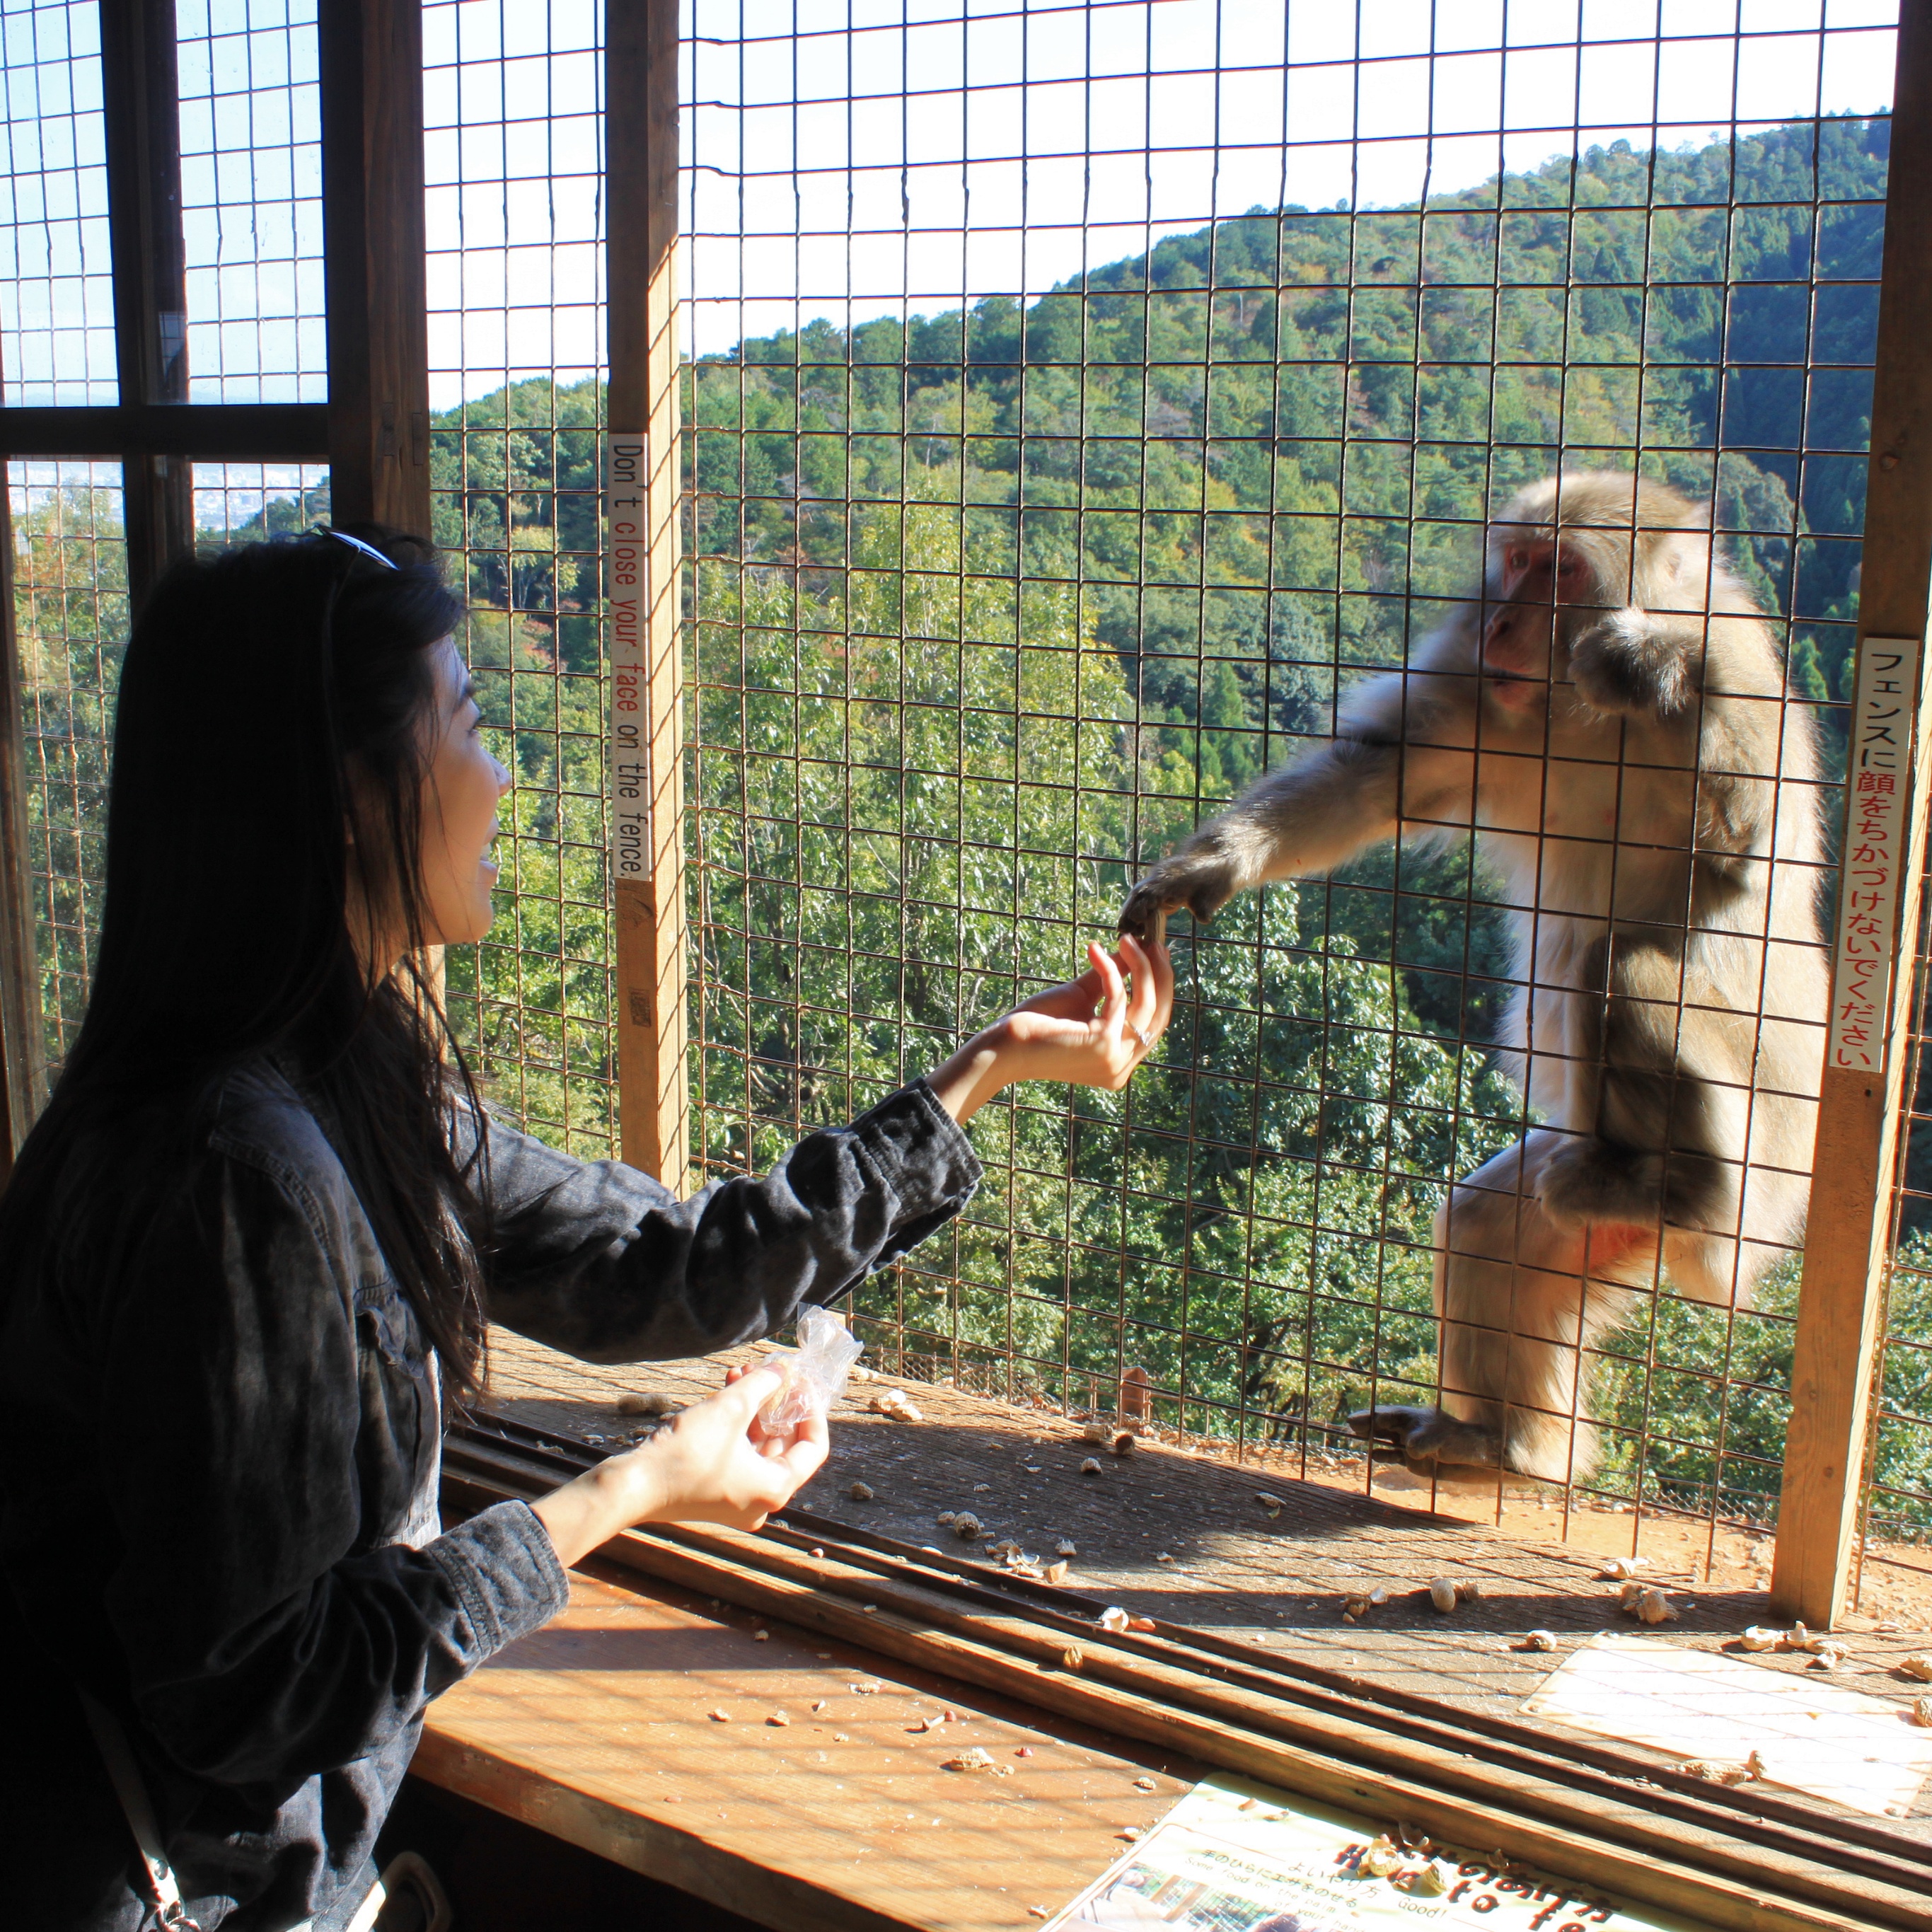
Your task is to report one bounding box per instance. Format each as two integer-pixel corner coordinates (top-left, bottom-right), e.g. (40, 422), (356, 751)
(926, 931), (1174, 1124)
(529, 1365), (826, 1568)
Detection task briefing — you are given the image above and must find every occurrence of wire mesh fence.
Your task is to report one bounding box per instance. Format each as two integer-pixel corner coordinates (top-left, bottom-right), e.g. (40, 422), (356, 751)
(0, 0), (1922, 1578)
(424, 0), (615, 1159)
(175, 0), (323, 403)
(1870, 877), (1932, 1597)
(6, 458), (125, 1077)
(679, 0), (1892, 1549)
(0, 0), (116, 404)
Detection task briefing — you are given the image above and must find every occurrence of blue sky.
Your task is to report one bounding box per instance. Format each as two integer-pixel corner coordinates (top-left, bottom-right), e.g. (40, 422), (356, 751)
(0, 0), (1904, 429)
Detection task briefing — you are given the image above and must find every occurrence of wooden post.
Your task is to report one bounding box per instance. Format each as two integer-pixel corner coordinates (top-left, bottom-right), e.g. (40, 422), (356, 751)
(0, 472), (42, 1169)
(98, 0), (194, 604)
(606, 0), (689, 1188)
(319, 0), (432, 535)
(1771, 7), (1932, 1629)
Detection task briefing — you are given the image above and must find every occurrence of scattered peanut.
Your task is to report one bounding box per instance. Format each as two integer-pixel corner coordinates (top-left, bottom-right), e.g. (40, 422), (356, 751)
(615, 1391), (680, 1417)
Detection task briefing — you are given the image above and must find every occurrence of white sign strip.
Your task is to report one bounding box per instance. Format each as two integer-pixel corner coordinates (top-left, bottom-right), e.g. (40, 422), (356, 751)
(1828, 632), (1923, 1075)
(606, 432), (651, 885)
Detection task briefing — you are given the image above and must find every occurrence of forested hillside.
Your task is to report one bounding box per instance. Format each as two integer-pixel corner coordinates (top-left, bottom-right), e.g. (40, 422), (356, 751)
(19, 115), (1906, 1524)
(417, 116), (1900, 1524)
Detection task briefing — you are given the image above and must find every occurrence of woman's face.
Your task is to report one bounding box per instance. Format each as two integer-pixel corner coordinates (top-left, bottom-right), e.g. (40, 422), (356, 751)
(419, 640), (512, 948)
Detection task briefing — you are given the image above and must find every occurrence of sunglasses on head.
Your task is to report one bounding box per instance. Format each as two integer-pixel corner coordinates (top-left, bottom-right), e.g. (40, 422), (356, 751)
(315, 526), (398, 570)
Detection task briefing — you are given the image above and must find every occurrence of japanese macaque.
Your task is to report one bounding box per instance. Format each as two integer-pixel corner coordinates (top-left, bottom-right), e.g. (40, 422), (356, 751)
(1120, 473), (1827, 1482)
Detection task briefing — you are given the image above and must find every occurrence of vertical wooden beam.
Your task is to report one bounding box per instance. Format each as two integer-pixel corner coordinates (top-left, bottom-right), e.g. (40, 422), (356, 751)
(98, 0), (193, 603)
(0, 471), (43, 1167)
(1771, 8), (1932, 1629)
(606, 0), (689, 1187)
(319, 0), (432, 535)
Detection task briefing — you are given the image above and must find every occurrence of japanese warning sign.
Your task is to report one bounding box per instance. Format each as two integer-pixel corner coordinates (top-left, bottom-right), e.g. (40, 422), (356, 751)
(1829, 634), (1924, 1075)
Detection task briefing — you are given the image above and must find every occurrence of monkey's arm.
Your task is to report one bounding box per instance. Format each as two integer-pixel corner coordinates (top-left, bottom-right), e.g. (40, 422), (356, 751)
(1118, 671), (1475, 938)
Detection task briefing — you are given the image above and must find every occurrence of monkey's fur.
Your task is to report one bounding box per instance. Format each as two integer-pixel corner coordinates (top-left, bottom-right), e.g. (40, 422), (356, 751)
(1120, 473), (1825, 1481)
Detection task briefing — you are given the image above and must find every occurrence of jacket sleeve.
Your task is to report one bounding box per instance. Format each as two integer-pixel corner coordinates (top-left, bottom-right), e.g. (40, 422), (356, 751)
(473, 1079), (983, 1361)
(96, 1150), (569, 1788)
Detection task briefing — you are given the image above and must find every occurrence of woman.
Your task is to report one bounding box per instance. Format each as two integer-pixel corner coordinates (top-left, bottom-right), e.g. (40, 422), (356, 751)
(0, 528), (1172, 1929)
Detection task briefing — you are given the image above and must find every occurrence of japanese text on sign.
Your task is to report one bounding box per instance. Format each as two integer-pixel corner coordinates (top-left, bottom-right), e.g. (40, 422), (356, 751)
(1829, 635), (1923, 1075)
(606, 433), (650, 884)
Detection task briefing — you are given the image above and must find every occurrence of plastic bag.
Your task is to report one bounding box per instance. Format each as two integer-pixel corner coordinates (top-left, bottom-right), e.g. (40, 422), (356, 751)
(757, 1307), (864, 1434)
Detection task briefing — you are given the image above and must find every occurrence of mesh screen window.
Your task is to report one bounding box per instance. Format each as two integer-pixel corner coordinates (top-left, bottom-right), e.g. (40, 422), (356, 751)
(680, 0), (1893, 1556)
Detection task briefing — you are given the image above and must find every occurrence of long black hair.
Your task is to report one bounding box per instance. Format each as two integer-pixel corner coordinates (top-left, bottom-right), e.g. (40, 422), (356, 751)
(0, 526), (491, 1396)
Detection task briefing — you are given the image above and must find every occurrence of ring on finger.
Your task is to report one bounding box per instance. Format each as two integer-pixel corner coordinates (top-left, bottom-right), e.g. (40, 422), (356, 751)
(1130, 1024), (1153, 1051)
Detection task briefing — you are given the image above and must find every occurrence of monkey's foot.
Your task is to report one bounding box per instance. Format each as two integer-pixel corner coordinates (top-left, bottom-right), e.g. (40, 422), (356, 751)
(1346, 1405), (1503, 1475)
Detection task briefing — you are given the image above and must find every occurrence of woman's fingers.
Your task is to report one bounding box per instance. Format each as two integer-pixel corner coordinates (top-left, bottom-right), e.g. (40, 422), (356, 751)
(773, 1413), (830, 1488)
(1088, 942), (1128, 1040)
(1121, 932), (1175, 1048)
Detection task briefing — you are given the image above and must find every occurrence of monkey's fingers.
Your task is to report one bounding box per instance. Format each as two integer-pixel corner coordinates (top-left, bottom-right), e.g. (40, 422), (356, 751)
(1116, 882), (1169, 941)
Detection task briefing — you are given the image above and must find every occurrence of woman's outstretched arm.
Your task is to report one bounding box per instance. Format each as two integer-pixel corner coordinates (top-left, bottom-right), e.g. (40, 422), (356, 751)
(474, 935), (1172, 1365)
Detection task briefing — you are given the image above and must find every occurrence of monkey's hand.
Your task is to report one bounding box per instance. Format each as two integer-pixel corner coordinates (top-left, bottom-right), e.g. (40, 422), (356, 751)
(1118, 845), (1243, 941)
(1347, 1404), (1503, 1474)
(1568, 608), (1694, 719)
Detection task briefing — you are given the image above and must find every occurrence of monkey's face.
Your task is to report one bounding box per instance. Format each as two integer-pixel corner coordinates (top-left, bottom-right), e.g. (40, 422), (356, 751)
(1481, 536), (1581, 712)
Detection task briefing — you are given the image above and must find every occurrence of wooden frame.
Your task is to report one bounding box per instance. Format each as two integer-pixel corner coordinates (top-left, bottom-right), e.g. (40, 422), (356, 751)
(1772, 3), (1932, 1629)
(0, 0), (1920, 1628)
(0, 0), (420, 1168)
(98, 0), (193, 600)
(606, 0), (690, 1189)
(318, 0), (432, 534)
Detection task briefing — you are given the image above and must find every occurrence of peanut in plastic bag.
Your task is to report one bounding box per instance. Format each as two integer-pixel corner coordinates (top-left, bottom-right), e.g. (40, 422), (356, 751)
(757, 1307), (864, 1435)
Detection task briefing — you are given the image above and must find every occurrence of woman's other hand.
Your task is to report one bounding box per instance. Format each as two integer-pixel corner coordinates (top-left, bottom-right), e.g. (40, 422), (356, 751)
(530, 1365), (826, 1567)
(926, 932), (1174, 1124)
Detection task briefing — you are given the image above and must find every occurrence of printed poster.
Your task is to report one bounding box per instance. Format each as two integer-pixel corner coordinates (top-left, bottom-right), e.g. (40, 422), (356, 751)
(1043, 1775), (1706, 1932)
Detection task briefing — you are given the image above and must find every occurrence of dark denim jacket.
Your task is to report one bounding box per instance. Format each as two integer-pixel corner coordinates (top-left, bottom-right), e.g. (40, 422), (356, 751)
(0, 1061), (980, 1929)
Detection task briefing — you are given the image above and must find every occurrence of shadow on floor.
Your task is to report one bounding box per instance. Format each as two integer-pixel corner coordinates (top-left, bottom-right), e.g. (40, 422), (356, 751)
(379, 1778), (767, 1931)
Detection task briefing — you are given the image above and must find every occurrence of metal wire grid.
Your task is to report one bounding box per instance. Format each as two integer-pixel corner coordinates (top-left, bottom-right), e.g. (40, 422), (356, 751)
(1866, 873), (1932, 1592)
(190, 458), (327, 538)
(424, 0), (615, 1159)
(679, 0), (1885, 1544)
(6, 458), (126, 1075)
(175, 0), (323, 403)
(0, 0), (115, 404)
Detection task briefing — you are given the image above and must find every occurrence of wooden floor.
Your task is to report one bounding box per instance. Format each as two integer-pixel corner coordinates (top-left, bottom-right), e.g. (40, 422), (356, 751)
(478, 1327), (1932, 1838)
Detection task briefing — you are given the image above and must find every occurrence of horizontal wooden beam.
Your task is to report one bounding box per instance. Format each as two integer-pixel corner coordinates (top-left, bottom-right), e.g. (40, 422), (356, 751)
(0, 404), (328, 461)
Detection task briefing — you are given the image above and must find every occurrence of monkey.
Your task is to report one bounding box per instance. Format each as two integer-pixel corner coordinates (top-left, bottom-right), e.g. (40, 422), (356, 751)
(1119, 472), (1827, 1482)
